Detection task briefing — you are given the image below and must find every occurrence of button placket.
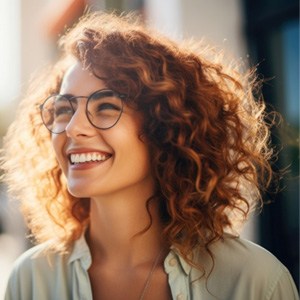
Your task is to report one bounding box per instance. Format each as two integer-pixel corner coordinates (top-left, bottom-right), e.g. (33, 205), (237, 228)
(164, 251), (190, 300)
(176, 293), (186, 300)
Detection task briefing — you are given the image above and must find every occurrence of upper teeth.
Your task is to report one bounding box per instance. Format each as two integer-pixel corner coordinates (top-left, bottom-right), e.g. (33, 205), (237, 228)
(70, 153), (108, 164)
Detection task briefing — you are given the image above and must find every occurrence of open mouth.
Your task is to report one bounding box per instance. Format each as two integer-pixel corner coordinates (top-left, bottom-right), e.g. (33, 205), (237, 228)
(69, 152), (112, 165)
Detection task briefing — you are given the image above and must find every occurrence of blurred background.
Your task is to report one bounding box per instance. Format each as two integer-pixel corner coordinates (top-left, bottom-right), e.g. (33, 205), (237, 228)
(0, 0), (298, 297)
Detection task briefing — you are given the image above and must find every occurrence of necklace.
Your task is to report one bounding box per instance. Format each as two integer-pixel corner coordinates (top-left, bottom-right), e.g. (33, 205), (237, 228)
(139, 248), (165, 300)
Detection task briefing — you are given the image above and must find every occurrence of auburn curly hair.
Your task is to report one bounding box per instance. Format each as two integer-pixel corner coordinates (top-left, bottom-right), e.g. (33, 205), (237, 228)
(1, 12), (273, 262)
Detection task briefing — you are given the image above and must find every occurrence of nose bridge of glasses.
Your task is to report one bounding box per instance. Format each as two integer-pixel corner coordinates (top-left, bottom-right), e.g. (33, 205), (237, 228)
(72, 95), (90, 114)
(65, 95), (88, 113)
(69, 95), (88, 105)
(62, 96), (90, 130)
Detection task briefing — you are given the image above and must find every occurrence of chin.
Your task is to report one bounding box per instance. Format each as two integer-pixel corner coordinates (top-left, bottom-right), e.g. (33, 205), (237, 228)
(67, 184), (91, 198)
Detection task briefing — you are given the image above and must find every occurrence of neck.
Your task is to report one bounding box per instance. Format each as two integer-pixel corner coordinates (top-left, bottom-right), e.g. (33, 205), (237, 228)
(87, 192), (166, 267)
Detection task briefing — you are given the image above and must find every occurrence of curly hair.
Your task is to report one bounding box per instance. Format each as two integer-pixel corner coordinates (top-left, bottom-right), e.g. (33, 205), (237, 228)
(1, 12), (273, 262)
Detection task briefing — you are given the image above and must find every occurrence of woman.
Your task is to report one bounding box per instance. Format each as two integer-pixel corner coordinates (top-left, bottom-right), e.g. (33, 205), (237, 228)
(2, 12), (298, 300)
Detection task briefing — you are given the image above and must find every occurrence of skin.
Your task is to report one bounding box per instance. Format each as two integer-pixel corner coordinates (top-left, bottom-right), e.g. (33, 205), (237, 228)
(52, 61), (171, 299)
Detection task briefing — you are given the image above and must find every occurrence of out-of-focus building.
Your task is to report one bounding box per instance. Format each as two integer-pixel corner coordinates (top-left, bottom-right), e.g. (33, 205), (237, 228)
(0, 0), (298, 297)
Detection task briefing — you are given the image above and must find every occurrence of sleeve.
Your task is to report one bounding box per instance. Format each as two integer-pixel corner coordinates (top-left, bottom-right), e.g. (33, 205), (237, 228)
(4, 263), (32, 300)
(269, 267), (299, 300)
(3, 245), (45, 300)
(3, 244), (73, 300)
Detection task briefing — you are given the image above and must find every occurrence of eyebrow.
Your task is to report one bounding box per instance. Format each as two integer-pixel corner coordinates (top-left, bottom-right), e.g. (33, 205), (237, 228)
(61, 93), (76, 99)
(59, 93), (79, 104)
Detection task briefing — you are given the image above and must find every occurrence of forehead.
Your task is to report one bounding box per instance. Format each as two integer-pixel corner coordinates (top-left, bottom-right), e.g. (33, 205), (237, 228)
(59, 61), (106, 96)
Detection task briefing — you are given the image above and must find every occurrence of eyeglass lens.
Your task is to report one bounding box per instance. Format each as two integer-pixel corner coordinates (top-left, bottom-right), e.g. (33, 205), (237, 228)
(41, 90), (123, 134)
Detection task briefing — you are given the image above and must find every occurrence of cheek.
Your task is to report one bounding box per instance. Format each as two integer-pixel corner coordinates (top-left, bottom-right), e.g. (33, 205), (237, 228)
(127, 138), (152, 177)
(51, 134), (67, 172)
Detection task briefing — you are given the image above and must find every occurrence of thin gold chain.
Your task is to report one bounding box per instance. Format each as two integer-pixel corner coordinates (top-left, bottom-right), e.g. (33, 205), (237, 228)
(139, 248), (165, 300)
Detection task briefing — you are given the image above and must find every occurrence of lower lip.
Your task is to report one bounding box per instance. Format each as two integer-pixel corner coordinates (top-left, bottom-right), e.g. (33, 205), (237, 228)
(69, 158), (110, 170)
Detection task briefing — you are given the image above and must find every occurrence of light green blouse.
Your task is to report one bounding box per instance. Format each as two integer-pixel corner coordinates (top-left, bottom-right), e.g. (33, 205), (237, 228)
(5, 234), (299, 300)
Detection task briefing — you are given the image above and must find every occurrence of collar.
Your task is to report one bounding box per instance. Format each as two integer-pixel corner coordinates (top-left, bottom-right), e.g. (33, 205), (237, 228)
(68, 233), (92, 270)
(67, 233), (192, 276)
(164, 246), (192, 276)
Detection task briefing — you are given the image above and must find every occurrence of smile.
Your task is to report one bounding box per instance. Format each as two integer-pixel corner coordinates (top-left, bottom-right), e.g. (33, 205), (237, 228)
(69, 152), (111, 164)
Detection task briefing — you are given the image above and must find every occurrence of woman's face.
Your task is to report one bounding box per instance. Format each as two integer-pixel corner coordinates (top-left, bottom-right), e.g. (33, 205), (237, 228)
(52, 61), (154, 199)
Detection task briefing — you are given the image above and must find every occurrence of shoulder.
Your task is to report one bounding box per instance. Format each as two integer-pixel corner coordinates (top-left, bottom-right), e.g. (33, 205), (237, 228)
(9, 242), (69, 276)
(189, 235), (299, 300)
(5, 242), (71, 300)
(209, 235), (281, 270)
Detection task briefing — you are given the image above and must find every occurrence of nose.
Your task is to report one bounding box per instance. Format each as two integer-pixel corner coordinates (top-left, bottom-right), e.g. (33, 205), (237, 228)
(65, 102), (96, 138)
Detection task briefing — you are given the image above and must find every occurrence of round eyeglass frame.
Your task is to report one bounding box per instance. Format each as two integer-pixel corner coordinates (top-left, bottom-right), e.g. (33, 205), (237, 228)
(39, 89), (127, 134)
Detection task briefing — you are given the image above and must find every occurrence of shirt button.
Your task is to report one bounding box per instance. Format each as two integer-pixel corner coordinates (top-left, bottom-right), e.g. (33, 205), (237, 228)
(169, 258), (177, 267)
(176, 293), (185, 300)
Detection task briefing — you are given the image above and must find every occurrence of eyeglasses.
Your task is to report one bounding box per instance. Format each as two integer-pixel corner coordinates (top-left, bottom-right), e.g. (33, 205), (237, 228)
(40, 89), (126, 134)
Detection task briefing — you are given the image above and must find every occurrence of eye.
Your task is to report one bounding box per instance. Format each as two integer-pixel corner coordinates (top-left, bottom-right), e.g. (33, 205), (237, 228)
(96, 102), (122, 112)
(52, 100), (74, 123)
(88, 93), (123, 115)
(55, 106), (73, 116)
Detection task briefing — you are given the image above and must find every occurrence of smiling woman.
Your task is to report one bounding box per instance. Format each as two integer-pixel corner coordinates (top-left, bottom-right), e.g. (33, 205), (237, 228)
(1, 11), (299, 300)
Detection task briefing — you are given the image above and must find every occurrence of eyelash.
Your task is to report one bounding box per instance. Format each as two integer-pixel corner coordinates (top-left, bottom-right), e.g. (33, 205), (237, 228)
(96, 102), (121, 111)
(55, 106), (73, 116)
